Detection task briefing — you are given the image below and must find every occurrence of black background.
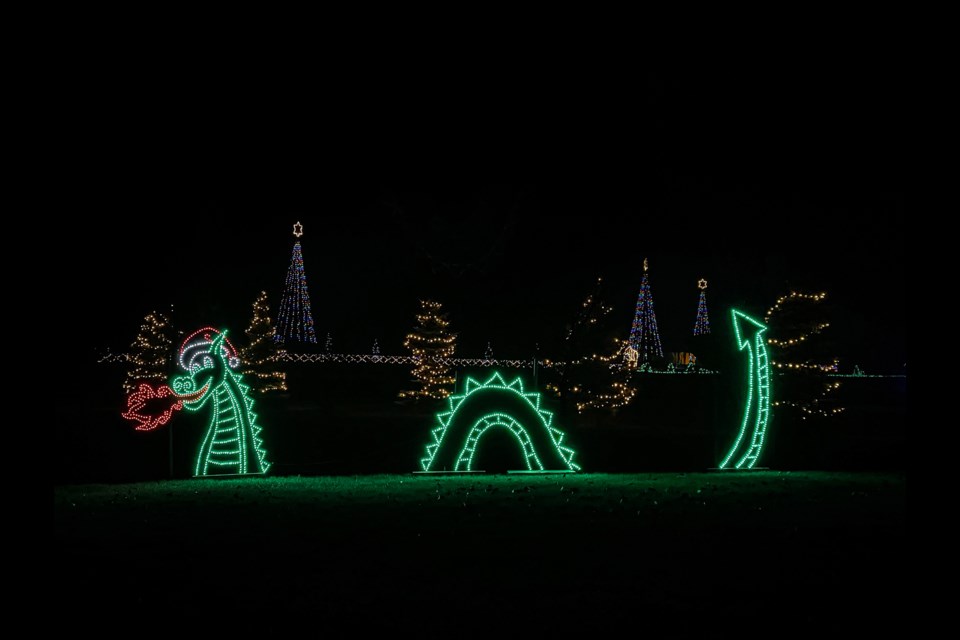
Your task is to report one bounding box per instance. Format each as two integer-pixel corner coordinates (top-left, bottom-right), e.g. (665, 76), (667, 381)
(56, 62), (904, 373)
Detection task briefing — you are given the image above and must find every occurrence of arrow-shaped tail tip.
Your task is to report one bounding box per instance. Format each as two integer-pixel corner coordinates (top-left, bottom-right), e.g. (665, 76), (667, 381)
(730, 309), (767, 350)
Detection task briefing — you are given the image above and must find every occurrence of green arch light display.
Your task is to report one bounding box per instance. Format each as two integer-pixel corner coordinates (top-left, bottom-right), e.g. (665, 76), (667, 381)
(719, 309), (772, 469)
(456, 413), (537, 471)
(420, 372), (580, 472)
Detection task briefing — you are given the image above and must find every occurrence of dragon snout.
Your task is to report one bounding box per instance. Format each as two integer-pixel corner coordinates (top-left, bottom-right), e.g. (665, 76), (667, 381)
(171, 375), (210, 406)
(172, 376), (195, 395)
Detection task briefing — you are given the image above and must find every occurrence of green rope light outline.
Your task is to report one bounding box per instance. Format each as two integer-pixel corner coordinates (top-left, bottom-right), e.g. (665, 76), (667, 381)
(189, 373), (268, 476)
(421, 372), (580, 472)
(719, 309), (772, 469)
(455, 413), (541, 472)
(177, 331), (270, 477)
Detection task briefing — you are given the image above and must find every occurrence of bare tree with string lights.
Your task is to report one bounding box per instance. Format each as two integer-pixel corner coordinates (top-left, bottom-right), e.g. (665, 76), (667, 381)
(546, 277), (636, 413)
(765, 291), (844, 419)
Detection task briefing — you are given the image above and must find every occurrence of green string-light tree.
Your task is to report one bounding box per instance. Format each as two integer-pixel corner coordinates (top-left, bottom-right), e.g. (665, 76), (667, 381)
(123, 310), (175, 394)
(399, 300), (457, 400)
(239, 291), (287, 394)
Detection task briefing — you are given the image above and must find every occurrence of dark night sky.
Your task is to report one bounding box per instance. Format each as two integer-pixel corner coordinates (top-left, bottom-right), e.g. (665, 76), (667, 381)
(57, 62), (905, 371)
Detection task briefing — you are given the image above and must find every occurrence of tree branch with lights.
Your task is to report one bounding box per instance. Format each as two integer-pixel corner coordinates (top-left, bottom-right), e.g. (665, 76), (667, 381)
(123, 310), (174, 394)
(765, 291), (844, 419)
(546, 277), (636, 413)
(239, 291), (287, 394)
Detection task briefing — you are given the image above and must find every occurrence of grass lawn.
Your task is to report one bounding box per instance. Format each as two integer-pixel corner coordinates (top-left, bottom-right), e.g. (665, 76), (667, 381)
(55, 472), (905, 633)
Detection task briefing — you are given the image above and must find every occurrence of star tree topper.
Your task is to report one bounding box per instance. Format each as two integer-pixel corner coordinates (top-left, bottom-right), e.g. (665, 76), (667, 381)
(293, 221), (304, 238)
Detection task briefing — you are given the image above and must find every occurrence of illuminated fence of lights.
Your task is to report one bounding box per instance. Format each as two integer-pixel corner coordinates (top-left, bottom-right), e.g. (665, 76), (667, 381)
(98, 350), (906, 378)
(827, 373), (906, 378)
(276, 353), (539, 368)
(274, 354), (723, 372)
(100, 350), (725, 372)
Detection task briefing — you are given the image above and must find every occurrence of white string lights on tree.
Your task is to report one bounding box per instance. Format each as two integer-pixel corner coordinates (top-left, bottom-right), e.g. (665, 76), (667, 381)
(399, 300), (457, 400)
(123, 310), (174, 394)
(239, 291), (287, 394)
(765, 290), (843, 418)
(556, 278), (637, 411)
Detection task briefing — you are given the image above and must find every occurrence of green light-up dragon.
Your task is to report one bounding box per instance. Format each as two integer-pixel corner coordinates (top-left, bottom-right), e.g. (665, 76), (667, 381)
(123, 327), (271, 476)
(169, 327), (270, 476)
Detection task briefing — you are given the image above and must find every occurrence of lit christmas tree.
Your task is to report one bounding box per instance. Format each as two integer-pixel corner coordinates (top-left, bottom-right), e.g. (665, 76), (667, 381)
(372, 339), (380, 355)
(399, 300), (457, 400)
(693, 278), (711, 335)
(239, 291), (287, 394)
(548, 277), (636, 412)
(325, 332), (333, 353)
(123, 310), (174, 393)
(484, 341), (493, 359)
(627, 258), (664, 361)
(275, 221), (318, 344)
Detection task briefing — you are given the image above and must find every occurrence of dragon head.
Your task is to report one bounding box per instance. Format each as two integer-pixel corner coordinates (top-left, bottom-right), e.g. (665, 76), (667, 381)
(171, 329), (237, 410)
(123, 327), (240, 431)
